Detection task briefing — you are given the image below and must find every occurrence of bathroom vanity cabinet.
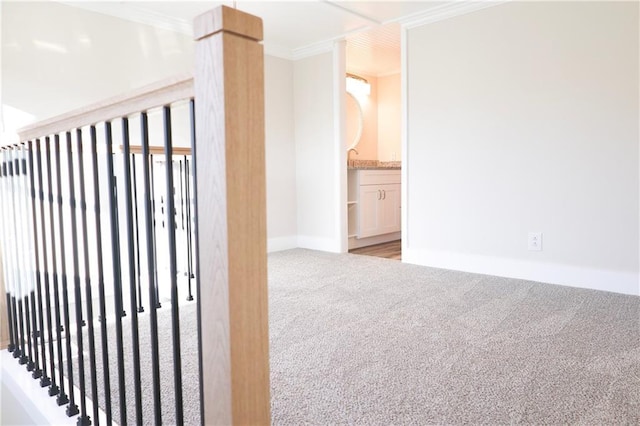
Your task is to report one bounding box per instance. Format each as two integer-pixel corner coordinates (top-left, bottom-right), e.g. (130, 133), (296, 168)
(348, 168), (401, 247)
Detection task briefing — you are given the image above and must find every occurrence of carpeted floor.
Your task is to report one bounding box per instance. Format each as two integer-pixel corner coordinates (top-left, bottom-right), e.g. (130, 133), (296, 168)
(77, 248), (639, 424)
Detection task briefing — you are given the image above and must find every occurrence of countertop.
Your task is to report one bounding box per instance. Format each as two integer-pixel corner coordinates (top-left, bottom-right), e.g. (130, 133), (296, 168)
(347, 159), (401, 169)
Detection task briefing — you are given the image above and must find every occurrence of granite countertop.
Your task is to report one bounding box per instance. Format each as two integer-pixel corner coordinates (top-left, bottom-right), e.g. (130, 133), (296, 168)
(347, 159), (401, 169)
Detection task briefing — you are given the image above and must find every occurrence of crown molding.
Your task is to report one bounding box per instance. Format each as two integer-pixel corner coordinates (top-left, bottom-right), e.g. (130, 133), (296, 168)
(58, 1), (193, 36)
(264, 43), (294, 61)
(58, 1), (296, 60)
(291, 40), (335, 61)
(322, 0), (382, 25)
(346, 66), (400, 79)
(376, 69), (401, 78)
(398, 0), (511, 29)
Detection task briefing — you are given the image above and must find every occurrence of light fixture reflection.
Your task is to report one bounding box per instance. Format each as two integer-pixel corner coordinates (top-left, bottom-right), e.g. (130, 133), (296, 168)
(346, 73), (371, 97)
(33, 39), (68, 54)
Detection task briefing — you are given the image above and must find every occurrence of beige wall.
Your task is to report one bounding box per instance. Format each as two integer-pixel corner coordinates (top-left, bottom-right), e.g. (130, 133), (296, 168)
(294, 52), (341, 251)
(345, 72), (401, 161)
(405, 1), (639, 295)
(346, 73), (378, 160)
(2, 1), (298, 251)
(265, 56), (298, 250)
(377, 73), (401, 161)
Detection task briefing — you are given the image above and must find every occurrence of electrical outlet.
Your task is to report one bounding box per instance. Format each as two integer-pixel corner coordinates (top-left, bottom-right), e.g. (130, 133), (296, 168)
(528, 232), (542, 251)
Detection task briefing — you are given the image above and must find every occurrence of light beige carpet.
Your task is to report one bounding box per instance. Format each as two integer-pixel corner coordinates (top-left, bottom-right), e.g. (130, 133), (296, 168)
(66, 248), (639, 424)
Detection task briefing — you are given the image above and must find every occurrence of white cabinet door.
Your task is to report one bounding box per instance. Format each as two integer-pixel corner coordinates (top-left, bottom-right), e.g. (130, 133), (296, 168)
(378, 183), (401, 235)
(358, 183), (401, 238)
(358, 185), (382, 238)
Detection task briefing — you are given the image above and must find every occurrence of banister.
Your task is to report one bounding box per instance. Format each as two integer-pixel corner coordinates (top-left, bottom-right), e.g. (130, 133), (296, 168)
(118, 145), (191, 156)
(17, 74), (194, 142)
(4, 4), (270, 424)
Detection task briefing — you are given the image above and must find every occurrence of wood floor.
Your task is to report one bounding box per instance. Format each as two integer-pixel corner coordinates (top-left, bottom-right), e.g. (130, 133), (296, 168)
(349, 240), (401, 260)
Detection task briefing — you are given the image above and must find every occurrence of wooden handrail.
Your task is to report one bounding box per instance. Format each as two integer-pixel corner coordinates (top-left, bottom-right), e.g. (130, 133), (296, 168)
(17, 74), (194, 142)
(118, 145), (192, 156)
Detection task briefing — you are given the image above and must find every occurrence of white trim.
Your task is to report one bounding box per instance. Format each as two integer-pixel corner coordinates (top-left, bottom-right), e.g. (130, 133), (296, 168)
(323, 1), (383, 25)
(637, 0), (640, 300)
(346, 66), (401, 79)
(334, 40), (348, 254)
(400, 25), (409, 256)
(58, 1), (193, 36)
(297, 235), (342, 253)
(376, 69), (402, 79)
(403, 248), (640, 297)
(348, 232), (401, 250)
(264, 43), (294, 61)
(267, 236), (298, 253)
(398, 1), (510, 29)
(292, 40), (335, 61)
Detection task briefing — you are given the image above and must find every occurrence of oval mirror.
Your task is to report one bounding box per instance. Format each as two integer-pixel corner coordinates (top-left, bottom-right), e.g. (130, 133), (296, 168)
(346, 91), (363, 152)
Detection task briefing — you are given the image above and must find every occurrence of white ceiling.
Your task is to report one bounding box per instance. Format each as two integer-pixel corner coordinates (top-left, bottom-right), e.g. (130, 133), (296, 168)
(56, 1), (501, 76)
(346, 23), (401, 76)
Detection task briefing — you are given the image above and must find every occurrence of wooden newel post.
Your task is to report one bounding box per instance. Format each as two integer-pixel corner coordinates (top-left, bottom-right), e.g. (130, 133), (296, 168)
(193, 6), (270, 426)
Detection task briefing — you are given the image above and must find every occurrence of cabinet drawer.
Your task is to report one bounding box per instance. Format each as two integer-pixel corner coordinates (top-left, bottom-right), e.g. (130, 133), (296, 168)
(358, 169), (400, 185)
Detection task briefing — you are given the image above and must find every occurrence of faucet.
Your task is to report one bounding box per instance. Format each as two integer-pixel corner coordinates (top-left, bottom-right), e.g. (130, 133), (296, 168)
(348, 148), (359, 160)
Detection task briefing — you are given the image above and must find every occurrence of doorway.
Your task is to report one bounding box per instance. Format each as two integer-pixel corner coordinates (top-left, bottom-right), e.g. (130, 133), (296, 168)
(343, 23), (402, 260)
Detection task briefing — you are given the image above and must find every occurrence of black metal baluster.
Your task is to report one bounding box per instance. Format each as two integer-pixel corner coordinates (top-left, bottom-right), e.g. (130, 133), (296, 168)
(104, 121), (127, 426)
(161, 196), (165, 229)
(54, 134), (77, 414)
(7, 151), (21, 361)
(185, 152), (193, 302)
(65, 132), (87, 422)
(149, 156), (160, 308)
(140, 112), (162, 424)
(89, 125), (112, 425)
(0, 152), (17, 355)
(179, 159), (184, 232)
(179, 157), (193, 302)
(24, 293), (34, 368)
(27, 141), (45, 381)
(46, 135), (67, 403)
(163, 106), (184, 424)
(10, 150), (28, 365)
(35, 139), (53, 389)
(19, 147), (36, 372)
(131, 154), (144, 313)
(121, 117), (143, 425)
(189, 98), (205, 425)
(113, 179), (126, 319)
(76, 128), (99, 426)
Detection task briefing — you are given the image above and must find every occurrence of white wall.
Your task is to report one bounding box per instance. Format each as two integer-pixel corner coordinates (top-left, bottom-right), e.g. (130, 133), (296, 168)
(1, 1), (298, 251)
(1, 1), (194, 134)
(265, 55), (298, 251)
(405, 1), (639, 295)
(294, 52), (341, 251)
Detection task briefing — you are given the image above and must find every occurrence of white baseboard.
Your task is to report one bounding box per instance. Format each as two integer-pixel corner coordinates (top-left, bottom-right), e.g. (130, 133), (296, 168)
(296, 235), (341, 253)
(267, 235), (298, 253)
(403, 248), (640, 296)
(348, 232), (401, 250)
